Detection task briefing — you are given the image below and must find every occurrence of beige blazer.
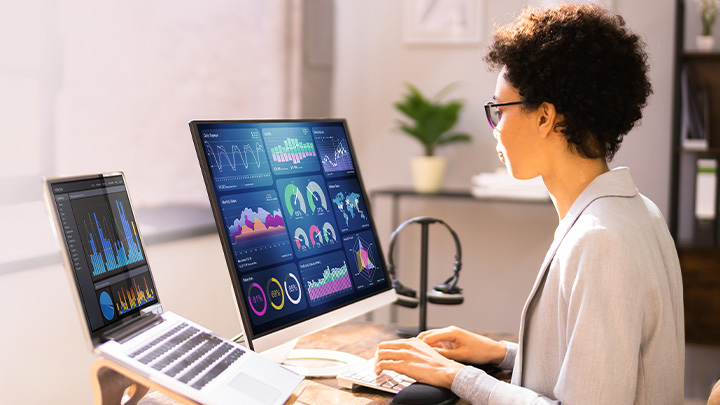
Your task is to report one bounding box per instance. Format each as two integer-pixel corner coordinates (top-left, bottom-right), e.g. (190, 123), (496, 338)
(452, 168), (685, 404)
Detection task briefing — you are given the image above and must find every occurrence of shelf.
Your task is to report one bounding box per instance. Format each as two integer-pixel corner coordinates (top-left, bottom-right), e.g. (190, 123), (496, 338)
(676, 244), (720, 252)
(672, 1), (720, 345)
(682, 51), (720, 60)
(370, 187), (552, 205)
(678, 148), (720, 156)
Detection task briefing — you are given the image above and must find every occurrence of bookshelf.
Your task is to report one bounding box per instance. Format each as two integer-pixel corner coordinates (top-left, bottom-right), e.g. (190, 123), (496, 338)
(670, 0), (720, 345)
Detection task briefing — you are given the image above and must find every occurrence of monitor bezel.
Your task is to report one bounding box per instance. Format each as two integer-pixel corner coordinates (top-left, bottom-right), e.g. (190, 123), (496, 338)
(43, 172), (163, 349)
(189, 119), (396, 351)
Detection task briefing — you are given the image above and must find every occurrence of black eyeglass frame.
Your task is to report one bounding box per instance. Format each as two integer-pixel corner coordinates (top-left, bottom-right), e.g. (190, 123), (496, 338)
(484, 101), (524, 129)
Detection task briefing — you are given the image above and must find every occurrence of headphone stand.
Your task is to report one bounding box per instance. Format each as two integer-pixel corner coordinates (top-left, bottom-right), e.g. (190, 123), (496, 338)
(396, 221), (430, 338)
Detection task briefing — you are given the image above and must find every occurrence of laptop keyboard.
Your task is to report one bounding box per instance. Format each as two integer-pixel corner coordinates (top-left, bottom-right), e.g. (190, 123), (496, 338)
(127, 322), (245, 390)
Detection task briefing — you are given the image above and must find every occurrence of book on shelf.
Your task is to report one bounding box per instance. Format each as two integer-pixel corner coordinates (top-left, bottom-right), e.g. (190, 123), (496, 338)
(694, 158), (718, 246)
(680, 65), (709, 151)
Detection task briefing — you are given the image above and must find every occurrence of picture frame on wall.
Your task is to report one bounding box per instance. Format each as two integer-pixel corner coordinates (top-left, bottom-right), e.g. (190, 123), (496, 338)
(403, 0), (483, 45)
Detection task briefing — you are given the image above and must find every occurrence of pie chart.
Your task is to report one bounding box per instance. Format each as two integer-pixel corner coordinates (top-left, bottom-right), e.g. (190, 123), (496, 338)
(99, 291), (115, 321)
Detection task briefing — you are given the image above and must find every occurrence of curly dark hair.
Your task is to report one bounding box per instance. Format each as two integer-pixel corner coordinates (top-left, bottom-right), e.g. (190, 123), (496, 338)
(484, 4), (652, 161)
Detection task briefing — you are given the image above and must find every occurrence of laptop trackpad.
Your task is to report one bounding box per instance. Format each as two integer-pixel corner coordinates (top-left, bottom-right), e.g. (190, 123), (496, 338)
(229, 373), (280, 404)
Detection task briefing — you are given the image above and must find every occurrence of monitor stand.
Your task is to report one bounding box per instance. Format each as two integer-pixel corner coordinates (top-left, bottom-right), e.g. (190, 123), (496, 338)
(260, 338), (367, 377)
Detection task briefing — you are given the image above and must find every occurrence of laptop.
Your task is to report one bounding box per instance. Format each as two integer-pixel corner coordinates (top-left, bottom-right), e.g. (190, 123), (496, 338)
(43, 172), (304, 405)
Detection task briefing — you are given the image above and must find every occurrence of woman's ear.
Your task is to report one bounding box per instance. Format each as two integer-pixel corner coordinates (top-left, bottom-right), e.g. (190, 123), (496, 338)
(537, 102), (557, 138)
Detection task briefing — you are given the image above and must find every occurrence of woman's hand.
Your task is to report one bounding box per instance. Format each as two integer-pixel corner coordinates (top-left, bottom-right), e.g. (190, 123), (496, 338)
(417, 326), (507, 366)
(374, 338), (465, 389)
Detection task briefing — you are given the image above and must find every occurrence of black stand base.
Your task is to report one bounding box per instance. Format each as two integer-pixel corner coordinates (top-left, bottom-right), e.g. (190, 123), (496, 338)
(396, 326), (441, 338)
(396, 327), (420, 338)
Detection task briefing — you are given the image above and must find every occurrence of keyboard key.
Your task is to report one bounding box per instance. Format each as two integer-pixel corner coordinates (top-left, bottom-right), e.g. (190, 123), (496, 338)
(190, 348), (245, 390)
(129, 323), (188, 358)
(138, 327), (199, 365)
(153, 335), (221, 372)
(163, 334), (220, 378)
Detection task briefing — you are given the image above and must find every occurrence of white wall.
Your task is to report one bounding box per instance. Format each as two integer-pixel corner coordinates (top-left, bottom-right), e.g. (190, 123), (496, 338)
(53, 0), (289, 207)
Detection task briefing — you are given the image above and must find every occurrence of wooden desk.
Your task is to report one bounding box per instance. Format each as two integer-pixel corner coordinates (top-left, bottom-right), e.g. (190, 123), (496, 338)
(132, 321), (517, 405)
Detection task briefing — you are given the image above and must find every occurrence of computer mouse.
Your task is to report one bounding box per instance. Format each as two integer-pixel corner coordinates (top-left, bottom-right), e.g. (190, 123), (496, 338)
(391, 382), (459, 405)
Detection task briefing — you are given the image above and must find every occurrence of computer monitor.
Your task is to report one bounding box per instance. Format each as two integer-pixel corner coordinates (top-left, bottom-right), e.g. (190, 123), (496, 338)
(189, 119), (396, 363)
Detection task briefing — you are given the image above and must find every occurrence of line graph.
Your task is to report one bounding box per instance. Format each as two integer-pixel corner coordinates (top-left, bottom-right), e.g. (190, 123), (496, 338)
(313, 126), (355, 177)
(205, 141), (266, 171)
(201, 127), (272, 191)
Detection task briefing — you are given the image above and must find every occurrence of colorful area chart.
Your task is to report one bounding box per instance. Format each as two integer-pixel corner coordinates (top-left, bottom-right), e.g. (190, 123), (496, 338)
(220, 190), (293, 272)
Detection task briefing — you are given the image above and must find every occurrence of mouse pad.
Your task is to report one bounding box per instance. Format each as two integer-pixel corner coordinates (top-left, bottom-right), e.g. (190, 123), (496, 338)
(391, 382), (458, 405)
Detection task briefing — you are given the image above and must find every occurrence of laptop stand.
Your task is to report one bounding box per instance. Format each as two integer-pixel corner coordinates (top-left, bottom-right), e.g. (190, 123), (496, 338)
(91, 358), (200, 405)
(90, 358), (306, 405)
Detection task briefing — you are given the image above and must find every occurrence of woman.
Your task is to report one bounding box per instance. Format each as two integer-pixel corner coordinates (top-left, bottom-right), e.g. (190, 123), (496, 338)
(375, 4), (684, 404)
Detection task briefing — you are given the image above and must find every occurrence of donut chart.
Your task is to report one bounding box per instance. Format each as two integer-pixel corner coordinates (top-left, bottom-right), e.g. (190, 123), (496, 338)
(247, 283), (267, 316)
(284, 272), (302, 305)
(267, 277), (285, 311)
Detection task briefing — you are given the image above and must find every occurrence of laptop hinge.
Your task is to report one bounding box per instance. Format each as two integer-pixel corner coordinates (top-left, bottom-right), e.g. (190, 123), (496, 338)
(102, 313), (164, 344)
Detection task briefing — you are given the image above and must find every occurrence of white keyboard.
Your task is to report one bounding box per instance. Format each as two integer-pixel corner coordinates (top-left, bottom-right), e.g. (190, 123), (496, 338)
(336, 358), (415, 394)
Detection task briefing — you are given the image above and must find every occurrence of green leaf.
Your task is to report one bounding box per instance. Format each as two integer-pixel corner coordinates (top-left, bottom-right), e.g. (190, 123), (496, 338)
(393, 83), (471, 154)
(436, 133), (472, 145)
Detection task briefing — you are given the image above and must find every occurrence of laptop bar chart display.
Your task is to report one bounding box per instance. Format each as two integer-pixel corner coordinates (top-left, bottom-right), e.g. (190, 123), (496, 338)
(48, 175), (158, 332)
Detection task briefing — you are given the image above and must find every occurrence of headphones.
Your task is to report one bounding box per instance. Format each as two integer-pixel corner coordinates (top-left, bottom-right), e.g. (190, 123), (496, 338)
(387, 216), (464, 307)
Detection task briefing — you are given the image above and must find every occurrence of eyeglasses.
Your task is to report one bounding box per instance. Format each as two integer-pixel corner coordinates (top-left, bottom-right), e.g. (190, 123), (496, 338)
(484, 101), (524, 129)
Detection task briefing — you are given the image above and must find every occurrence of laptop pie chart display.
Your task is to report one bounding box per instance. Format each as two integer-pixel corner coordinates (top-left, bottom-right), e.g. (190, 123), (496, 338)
(99, 290), (115, 321)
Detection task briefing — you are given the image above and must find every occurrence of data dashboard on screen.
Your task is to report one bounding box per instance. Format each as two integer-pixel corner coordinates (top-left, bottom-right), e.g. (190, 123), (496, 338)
(190, 120), (391, 343)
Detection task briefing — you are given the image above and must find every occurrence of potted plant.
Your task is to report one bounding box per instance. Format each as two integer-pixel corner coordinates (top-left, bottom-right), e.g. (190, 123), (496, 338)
(394, 83), (471, 193)
(697, 0), (719, 51)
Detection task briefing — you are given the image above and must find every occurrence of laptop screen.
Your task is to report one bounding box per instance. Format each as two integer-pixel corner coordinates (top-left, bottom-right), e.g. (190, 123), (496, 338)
(46, 174), (159, 336)
(190, 120), (392, 340)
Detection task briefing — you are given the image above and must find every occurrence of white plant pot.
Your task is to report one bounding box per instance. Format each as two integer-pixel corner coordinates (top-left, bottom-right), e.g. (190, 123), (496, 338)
(411, 156), (446, 193)
(696, 35), (715, 51)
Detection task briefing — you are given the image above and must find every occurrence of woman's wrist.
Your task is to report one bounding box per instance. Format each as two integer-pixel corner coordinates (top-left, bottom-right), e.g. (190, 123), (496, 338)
(443, 361), (466, 389)
(491, 340), (508, 365)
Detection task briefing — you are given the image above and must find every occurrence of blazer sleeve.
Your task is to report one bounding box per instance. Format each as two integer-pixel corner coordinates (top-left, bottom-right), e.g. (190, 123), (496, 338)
(548, 226), (644, 404)
(452, 226), (646, 404)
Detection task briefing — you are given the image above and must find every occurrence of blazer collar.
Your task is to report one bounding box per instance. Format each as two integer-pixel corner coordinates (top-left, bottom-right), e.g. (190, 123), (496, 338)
(513, 167), (638, 384)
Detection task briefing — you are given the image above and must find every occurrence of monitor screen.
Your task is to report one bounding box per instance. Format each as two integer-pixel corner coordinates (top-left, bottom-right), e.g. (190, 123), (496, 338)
(190, 119), (395, 352)
(44, 173), (160, 344)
